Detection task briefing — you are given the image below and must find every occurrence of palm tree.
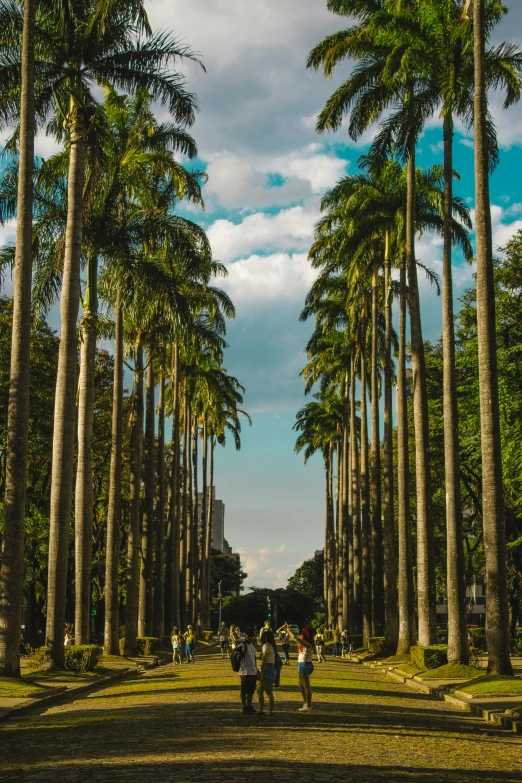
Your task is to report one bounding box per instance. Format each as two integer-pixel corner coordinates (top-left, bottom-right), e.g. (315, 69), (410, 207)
(0, 0), (36, 677)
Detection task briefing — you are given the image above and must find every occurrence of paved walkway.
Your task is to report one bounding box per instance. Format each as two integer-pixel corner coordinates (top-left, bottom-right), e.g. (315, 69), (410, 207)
(1, 653), (521, 782)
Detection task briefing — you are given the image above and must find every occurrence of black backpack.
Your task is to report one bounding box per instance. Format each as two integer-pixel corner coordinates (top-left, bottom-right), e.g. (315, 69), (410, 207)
(231, 641), (246, 672)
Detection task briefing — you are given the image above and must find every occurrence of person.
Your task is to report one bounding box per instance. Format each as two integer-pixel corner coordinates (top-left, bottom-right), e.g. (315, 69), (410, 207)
(277, 624), (291, 665)
(184, 625), (196, 663)
(171, 626), (183, 665)
(218, 622), (230, 659)
(230, 625), (241, 651)
(332, 628), (340, 657)
(348, 641), (353, 656)
(341, 629), (349, 658)
(257, 629), (278, 716)
(315, 629), (325, 663)
(64, 624), (74, 646)
(236, 625), (259, 715)
(285, 623), (315, 712)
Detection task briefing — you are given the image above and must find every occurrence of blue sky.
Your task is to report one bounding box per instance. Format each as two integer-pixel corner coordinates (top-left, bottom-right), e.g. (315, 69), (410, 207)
(3, 0), (522, 590)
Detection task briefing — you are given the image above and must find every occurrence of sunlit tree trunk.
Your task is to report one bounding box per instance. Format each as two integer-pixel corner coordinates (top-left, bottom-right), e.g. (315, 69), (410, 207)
(205, 434), (215, 624)
(138, 359), (155, 637)
(341, 374), (349, 630)
(371, 260), (384, 635)
(153, 371), (166, 640)
(351, 352), (362, 635)
(192, 414), (200, 629)
(184, 398), (193, 624)
(360, 318), (372, 647)
(200, 416), (209, 628)
(165, 343), (180, 631)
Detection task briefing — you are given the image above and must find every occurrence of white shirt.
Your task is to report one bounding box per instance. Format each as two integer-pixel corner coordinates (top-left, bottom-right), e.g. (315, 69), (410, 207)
(262, 643), (275, 664)
(298, 646), (313, 663)
(238, 641), (257, 676)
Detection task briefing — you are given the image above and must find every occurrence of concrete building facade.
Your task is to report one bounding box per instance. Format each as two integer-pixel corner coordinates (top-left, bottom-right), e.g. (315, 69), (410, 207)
(197, 486), (226, 552)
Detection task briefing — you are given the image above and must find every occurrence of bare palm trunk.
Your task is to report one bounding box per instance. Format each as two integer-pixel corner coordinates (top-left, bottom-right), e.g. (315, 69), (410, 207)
(351, 353), (362, 635)
(153, 371), (165, 640)
(138, 359), (154, 637)
(336, 437), (343, 629)
(407, 143), (437, 646)
(360, 319), (372, 647)
(124, 338), (144, 656)
(192, 415), (200, 629)
(74, 253), (98, 644)
(383, 238), (398, 649)
(200, 417), (208, 628)
(179, 385), (188, 631)
(371, 260), (384, 636)
(324, 446), (336, 626)
(397, 254), (416, 654)
(0, 0), (36, 677)
(347, 369), (354, 627)
(442, 114), (469, 664)
(473, 0), (512, 675)
(165, 343), (180, 631)
(184, 398), (193, 624)
(46, 113), (87, 665)
(104, 287), (123, 655)
(341, 375), (349, 630)
(205, 435), (215, 624)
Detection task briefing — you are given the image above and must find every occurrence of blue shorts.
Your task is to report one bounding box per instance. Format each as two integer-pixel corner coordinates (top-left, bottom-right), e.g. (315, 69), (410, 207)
(298, 661), (314, 676)
(263, 664), (277, 681)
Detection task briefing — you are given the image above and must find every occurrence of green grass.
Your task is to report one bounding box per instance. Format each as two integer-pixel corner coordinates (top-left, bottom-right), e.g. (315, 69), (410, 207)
(454, 674), (522, 696)
(418, 663), (483, 680)
(381, 653), (410, 665)
(0, 677), (49, 698)
(393, 663), (425, 677)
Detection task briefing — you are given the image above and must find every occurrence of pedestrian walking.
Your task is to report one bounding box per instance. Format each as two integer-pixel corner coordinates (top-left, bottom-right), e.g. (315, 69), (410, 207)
(332, 629), (340, 657)
(184, 625), (196, 663)
(257, 629), (278, 716)
(285, 623), (315, 712)
(315, 629), (325, 663)
(218, 622), (230, 659)
(171, 626), (183, 665)
(232, 625), (259, 715)
(341, 629), (349, 658)
(277, 623), (291, 665)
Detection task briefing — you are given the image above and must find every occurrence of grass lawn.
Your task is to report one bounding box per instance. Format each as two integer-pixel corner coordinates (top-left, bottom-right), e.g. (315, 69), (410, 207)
(0, 677), (49, 698)
(381, 653), (410, 665)
(393, 663), (425, 677)
(419, 663), (483, 680)
(454, 674), (522, 696)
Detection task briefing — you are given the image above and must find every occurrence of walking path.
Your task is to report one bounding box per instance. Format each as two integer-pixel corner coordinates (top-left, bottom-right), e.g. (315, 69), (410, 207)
(1, 652), (521, 782)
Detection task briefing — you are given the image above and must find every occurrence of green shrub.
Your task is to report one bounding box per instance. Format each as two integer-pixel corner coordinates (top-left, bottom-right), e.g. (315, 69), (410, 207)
(64, 644), (103, 672)
(469, 627), (487, 651)
(119, 637), (160, 656)
(26, 646), (52, 671)
(368, 636), (385, 655)
(323, 629), (333, 641)
(410, 644), (448, 670)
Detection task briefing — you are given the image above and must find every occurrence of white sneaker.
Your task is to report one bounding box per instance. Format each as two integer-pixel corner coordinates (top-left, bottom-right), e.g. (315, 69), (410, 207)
(298, 704), (311, 712)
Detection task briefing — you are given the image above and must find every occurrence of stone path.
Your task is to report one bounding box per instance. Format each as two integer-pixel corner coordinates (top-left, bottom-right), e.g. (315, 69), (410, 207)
(1, 652), (521, 782)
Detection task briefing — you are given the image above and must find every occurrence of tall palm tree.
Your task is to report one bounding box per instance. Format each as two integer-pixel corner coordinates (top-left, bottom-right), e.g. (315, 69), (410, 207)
(0, 0), (36, 677)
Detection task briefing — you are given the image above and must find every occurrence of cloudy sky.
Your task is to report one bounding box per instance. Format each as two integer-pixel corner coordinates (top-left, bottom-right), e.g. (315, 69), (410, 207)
(142, 0), (522, 591)
(4, 0), (522, 592)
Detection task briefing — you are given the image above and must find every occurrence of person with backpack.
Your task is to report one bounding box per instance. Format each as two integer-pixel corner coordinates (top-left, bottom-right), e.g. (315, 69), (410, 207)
(277, 624), (291, 665)
(285, 623), (315, 712)
(184, 625), (196, 664)
(257, 628), (279, 716)
(231, 624), (259, 715)
(171, 626), (183, 665)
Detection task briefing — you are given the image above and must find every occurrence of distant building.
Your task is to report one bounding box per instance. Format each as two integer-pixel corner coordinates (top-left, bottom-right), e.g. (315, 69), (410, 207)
(436, 579), (486, 627)
(197, 487), (226, 552)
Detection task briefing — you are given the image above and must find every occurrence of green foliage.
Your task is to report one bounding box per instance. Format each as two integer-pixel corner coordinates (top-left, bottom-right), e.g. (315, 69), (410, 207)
(222, 587), (315, 630)
(210, 549), (247, 597)
(119, 637), (160, 656)
(469, 627), (487, 651)
(64, 645), (103, 672)
(288, 552), (324, 603)
(410, 645), (448, 670)
(26, 647), (52, 672)
(368, 637), (385, 655)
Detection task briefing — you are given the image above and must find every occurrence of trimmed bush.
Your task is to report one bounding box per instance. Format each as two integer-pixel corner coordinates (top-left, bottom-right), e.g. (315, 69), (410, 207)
(64, 644), (103, 672)
(26, 646), (52, 671)
(410, 644), (448, 670)
(469, 627), (487, 651)
(119, 636), (160, 656)
(368, 636), (385, 655)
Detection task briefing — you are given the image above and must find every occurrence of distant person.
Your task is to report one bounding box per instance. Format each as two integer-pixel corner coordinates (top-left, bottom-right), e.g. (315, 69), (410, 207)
(257, 629), (278, 715)
(285, 623), (315, 712)
(218, 622), (230, 659)
(230, 625), (241, 651)
(233, 625), (259, 715)
(277, 624), (291, 665)
(171, 626), (183, 665)
(64, 624), (74, 646)
(184, 625), (196, 663)
(341, 629), (349, 658)
(315, 629), (325, 663)
(332, 629), (340, 657)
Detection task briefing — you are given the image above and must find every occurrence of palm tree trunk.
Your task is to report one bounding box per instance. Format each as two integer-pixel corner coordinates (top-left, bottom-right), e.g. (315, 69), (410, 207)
(324, 446), (336, 627)
(341, 374), (349, 630)
(138, 359), (155, 637)
(46, 112), (87, 665)
(473, 0), (512, 675)
(185, 399), (193, 624)
(200, 416), (208, 628)
(124, 338), (144, 656)
(360, 319), (372, 647)
(192, 414), (200, 628)
(165, 343), (180, 631)
(351, 352), (362, 635)
(205, 435), (215, 625)
(104, 286), (123, 655)
(74, 252), (98, 644)
(153, 371), (165, 641)
(383, 237), (398, 649)
(406, 142), (437, 646)
(397, 253), (416, 655)
(371, 260), (384, 636)
(179, 384), (188, 630)
(336, 437), (343, 629)
(442, 114), (469, 664)
(0, 0), (36, 677)
(347, 370), (354, 627)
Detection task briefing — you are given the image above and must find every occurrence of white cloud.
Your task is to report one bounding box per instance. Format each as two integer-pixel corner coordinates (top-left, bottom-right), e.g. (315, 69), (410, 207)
(221, 252), (317, 306)
(263, 145), (349, 192)
(35, 133), (63, 160)
(276, 544), (286, 553)
(208, 200), (319, 263)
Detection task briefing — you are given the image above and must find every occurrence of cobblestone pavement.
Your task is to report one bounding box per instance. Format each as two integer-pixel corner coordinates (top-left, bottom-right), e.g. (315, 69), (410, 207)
(1, 652), (522, 782)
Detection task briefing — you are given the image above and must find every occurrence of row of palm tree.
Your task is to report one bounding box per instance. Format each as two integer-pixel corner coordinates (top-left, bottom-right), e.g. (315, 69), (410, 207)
(0, 0), (248, 676)
(295, 0), (522, 675)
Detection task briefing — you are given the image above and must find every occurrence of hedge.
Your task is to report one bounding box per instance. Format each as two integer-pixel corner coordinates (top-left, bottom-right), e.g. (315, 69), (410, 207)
(410, 644), (448, 670)
(119, 636), (160, 656)
(469, 627), (487, 651)
(64, 644), (103, 672)
(368, 636), (385, 655)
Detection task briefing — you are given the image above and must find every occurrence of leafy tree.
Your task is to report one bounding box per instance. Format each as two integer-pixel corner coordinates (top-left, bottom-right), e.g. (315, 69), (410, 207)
(288, 552), (324, 604)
